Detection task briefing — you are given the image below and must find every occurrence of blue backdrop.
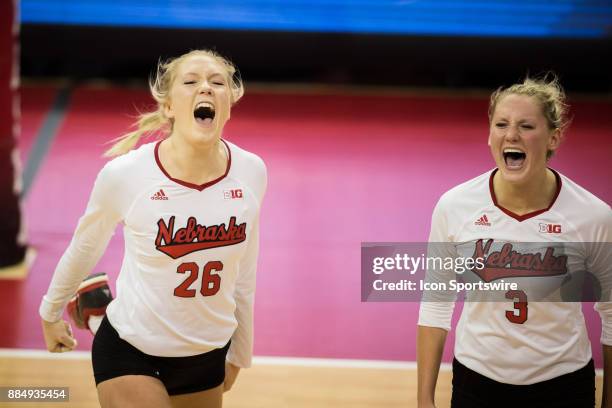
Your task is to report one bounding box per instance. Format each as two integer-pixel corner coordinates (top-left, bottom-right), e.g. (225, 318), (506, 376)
(21, 1), (612, 38)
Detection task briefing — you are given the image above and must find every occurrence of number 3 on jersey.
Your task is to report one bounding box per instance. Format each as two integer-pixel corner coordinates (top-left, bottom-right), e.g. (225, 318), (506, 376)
(174, 261), (223, 297)
(505, 290), (528, 324)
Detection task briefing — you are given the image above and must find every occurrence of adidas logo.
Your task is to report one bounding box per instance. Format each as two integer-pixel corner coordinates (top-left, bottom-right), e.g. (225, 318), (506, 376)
(151, 189), (169, 200)
(474, 214), (491, 226)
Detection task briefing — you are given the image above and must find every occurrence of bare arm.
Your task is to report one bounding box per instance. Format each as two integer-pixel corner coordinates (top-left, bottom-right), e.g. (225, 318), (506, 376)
(417, 325), (448, 408)
(223, 362), (240, 392)
(603, 344), (612, 408)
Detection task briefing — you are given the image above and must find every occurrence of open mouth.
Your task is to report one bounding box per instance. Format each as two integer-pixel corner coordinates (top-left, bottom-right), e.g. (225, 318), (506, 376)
(193, 102), (215, 125)
(503, 148), (526, 169)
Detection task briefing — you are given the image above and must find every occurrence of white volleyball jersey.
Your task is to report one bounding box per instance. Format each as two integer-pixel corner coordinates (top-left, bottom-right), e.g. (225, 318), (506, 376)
(418, 169), (611, 385)
(40, 140), (267, 367)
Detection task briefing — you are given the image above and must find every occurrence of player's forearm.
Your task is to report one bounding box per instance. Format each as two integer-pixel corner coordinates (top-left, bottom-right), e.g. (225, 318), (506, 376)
(417, 325), (447, 406)
(39, 231), (112, 321)
(603, 344), (612, 408)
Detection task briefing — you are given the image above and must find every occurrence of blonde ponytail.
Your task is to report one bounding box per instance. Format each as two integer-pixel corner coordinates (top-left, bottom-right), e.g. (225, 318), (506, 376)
(104, 108), (169, 157)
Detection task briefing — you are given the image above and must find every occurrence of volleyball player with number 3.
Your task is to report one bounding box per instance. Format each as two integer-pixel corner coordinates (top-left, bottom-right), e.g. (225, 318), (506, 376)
(417, 76), (611, 408)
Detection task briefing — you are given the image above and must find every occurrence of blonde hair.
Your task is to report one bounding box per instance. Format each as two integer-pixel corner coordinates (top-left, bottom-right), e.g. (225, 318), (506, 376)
(105, 49), (244, 157)
(488, 73), (570, 159)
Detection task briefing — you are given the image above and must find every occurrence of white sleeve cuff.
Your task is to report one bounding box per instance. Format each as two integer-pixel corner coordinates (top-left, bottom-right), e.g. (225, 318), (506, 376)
(226, 342), (252, 368)
(39, 296), (66, 323)
(418, 301), (455, 331)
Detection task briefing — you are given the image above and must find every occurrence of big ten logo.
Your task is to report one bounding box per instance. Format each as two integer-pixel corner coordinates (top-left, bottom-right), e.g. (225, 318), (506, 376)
(539, 223), (562, 234)
(224, 189), (243, 200)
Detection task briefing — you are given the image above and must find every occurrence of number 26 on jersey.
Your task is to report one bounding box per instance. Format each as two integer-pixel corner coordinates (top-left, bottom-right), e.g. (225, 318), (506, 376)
(174, 261), (223, 297)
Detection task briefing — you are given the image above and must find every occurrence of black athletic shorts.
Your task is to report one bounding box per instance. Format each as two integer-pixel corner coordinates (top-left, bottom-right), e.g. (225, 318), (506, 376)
(451, 357), (595, 408)
(92, 316), (230, 396)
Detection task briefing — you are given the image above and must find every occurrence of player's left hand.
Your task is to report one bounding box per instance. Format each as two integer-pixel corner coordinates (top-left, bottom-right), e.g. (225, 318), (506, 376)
(223, 362), (240, 392)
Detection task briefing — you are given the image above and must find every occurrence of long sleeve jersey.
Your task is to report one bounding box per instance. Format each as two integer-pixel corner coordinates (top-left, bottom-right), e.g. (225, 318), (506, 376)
(40, 140), (267, 368)
(419, 169), (611, 384)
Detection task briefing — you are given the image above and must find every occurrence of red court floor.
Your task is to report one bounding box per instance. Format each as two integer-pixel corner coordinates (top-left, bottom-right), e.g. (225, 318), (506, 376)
(2, 84), (611, 367)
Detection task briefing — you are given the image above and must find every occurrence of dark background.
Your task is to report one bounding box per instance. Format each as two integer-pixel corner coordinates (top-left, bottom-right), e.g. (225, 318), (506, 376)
(21, 25), (612, 93)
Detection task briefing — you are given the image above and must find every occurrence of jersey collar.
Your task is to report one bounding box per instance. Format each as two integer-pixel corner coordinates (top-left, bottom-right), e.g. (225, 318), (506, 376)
(154, 139), (232, 191)
(489, 168), (562, 222)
